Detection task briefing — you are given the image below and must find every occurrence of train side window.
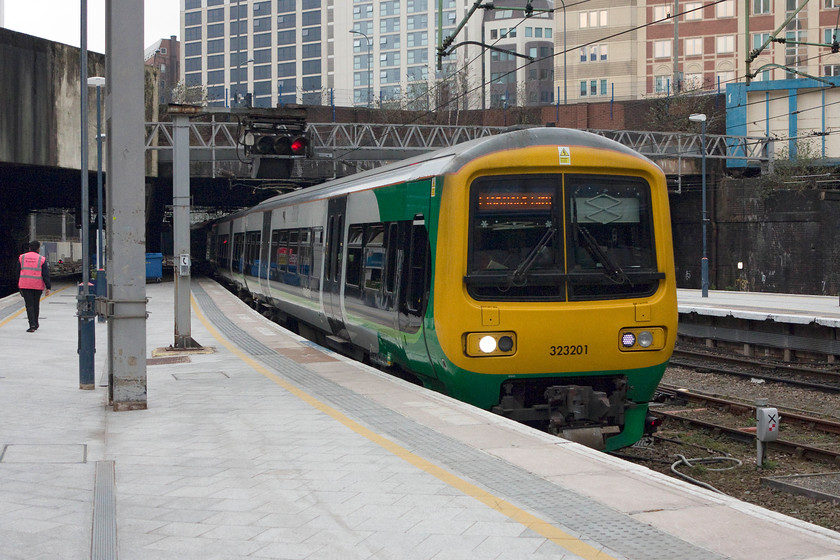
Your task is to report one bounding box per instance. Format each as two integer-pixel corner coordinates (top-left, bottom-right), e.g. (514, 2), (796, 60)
(245, 231), (261, 277)
(384, 223), (398, 295)
(298, 229), (312, 281)
(346, 225), (364, 288)
(232, 232), (244, 272)
(217, 234), (230, 268)
(275, 230), (289, 273)
(334, 216), (344, 282)
(325, 217), (334, 281)
(269, 230), (281, 280)
(311, 227), (323, 287)
(363, 223), (385, 292)
(288, 229), (300, 276)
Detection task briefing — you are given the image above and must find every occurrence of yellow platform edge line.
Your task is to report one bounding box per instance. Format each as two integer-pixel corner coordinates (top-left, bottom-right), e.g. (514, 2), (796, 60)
(0, 285), (70, 329)
(191, 292), (617, 560)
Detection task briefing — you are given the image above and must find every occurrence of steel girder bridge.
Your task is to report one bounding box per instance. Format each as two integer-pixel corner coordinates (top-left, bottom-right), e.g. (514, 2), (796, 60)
(144, 121), (771, 171)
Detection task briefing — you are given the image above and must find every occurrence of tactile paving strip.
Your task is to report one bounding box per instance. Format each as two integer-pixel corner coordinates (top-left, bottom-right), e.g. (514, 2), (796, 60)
(193, 283), (724, 560)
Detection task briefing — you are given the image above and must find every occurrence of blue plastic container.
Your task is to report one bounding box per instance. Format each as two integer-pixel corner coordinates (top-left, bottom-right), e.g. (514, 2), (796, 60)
(145, 253), (163, 282)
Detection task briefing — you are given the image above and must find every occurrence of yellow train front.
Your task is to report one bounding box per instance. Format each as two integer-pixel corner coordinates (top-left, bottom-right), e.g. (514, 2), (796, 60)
(426, 128), (677, 451)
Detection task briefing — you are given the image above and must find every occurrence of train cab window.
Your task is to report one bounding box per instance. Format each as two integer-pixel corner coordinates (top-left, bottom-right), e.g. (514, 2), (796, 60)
(565, 175), (659, 300)
(467, 176), (564, 301)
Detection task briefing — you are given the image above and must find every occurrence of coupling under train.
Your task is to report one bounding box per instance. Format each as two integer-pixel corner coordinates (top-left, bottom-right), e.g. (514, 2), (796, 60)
(203, 127), (678, 451)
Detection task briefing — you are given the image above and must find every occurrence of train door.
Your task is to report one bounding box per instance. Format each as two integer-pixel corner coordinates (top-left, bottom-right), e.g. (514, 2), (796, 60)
(323, 197), (348, 338)
(259, 211), (272, 294)
(398, 216), (435, 377)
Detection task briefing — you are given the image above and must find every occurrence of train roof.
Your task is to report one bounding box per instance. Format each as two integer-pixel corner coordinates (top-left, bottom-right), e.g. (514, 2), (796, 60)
(229, 127), (656, 218)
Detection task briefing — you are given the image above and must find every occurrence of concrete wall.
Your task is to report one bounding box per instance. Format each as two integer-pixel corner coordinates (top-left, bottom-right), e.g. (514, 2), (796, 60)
(670, 177), (840, 295)
(0, 28), (105, 171)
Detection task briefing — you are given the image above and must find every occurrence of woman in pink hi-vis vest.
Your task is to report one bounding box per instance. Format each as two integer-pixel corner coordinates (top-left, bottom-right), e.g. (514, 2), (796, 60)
(17, 240), (51, 332)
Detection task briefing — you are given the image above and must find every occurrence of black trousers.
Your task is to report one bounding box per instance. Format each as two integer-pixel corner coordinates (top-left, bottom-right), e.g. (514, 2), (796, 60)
(20, 289), (43, 329)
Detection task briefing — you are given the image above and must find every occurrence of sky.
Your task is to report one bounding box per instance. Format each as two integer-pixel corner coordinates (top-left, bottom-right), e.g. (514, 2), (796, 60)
(3, 0), (179, 53)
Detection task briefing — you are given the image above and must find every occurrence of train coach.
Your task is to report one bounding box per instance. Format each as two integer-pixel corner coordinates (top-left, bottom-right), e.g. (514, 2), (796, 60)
(204, 127), (677, 451)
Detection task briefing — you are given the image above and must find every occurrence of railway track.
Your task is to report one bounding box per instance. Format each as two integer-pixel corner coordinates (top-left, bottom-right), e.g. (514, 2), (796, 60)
(670, 347), (840, 393)
(652, 384), (840, 464)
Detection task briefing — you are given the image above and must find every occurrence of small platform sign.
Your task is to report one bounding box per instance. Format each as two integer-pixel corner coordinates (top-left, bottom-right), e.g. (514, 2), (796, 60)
(558, 146), (571, 165)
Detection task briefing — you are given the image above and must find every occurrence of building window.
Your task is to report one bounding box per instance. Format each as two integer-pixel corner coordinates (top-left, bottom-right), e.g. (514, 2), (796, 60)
(654, 40), (672, 58)
(753, 0), (771, 14)
(579, 10), (607, 28)
(685, 38), (703, 56)
(654, 75), (669, 93)
(381, 17), (400, 33)
(490, 29), (498, 39)
(653, 5), (670, 21)
(254, 33), (271, 48)
(277, 0), (294, 12)
(185, 11), (202, 27)
(207, 8), (224, 23)
(301, 10), (320, 26)
(207, 55), (224, 69)
(683, 73), (703, 90)
(716, 35), (735, 54)
(825, 65), (840, 76)
(278, 14), (296, 29)
(278, 46), (296, 61)
(185, 43), (202, 57)
(825, 28), (840, 44)
(684, 2), (703, 20)
(185, 0), (201, 9)
(184, 28), (201, 41)
(407, 32), (427, 47)
(278, 30), (295, 45)
(407, 14), (428, 30)
(717, 71), (735, 85)
(716, 0), (735, 17)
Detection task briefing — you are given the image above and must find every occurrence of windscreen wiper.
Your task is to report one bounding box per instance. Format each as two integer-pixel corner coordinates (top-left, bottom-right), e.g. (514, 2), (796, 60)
(571, 198), (632, 285)
(511, 227), (556, 286)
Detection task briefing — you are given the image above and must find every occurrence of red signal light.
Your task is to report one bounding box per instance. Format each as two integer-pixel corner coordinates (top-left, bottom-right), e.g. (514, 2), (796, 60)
(290, 137), (307, 155)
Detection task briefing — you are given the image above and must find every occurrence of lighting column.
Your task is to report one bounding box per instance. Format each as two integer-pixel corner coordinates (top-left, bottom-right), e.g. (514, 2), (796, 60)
(689, 113), (708, 297)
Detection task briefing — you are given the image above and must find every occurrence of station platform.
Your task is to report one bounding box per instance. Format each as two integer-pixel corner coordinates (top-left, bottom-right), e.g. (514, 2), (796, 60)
(678, 288), (840, 328)
(2, 280), (840, 560)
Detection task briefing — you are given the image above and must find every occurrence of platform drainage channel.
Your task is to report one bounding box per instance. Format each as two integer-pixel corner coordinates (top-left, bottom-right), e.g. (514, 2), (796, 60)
(0, 444), (87, 463)
(762, 472), (840, 504)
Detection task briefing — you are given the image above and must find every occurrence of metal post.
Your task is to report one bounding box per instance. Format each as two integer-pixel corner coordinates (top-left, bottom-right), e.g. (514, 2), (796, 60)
(690, 113), (708, 297)
(350, 30), (372, 108)
(560, 0), (567, 104)
(172, 112), (200, 349)
(79, 0), (95, 390)
(106, 0), (147, 410)
(700, 118), (708, 297)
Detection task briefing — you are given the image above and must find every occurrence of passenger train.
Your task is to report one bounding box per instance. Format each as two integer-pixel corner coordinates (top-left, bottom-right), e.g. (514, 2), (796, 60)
(204, 127), (678, 451)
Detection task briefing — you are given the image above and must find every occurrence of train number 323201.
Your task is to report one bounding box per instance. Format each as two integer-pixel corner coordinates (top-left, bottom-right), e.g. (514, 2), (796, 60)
(549, 344), (589, 356)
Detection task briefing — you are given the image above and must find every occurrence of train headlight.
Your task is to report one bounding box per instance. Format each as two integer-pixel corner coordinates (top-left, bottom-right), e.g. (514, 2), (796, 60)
(479, 336), (497, 353)
(618, 327), (666, 351)
(466, 332), (517, 357)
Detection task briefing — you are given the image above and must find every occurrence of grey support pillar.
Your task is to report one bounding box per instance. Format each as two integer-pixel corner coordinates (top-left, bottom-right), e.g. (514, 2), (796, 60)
(105, 0), (147, 410)
(172, 112), (200, 349)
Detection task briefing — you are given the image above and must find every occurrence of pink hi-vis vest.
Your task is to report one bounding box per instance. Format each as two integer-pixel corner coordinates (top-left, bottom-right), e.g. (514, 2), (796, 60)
(18, 252), (46, 290)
